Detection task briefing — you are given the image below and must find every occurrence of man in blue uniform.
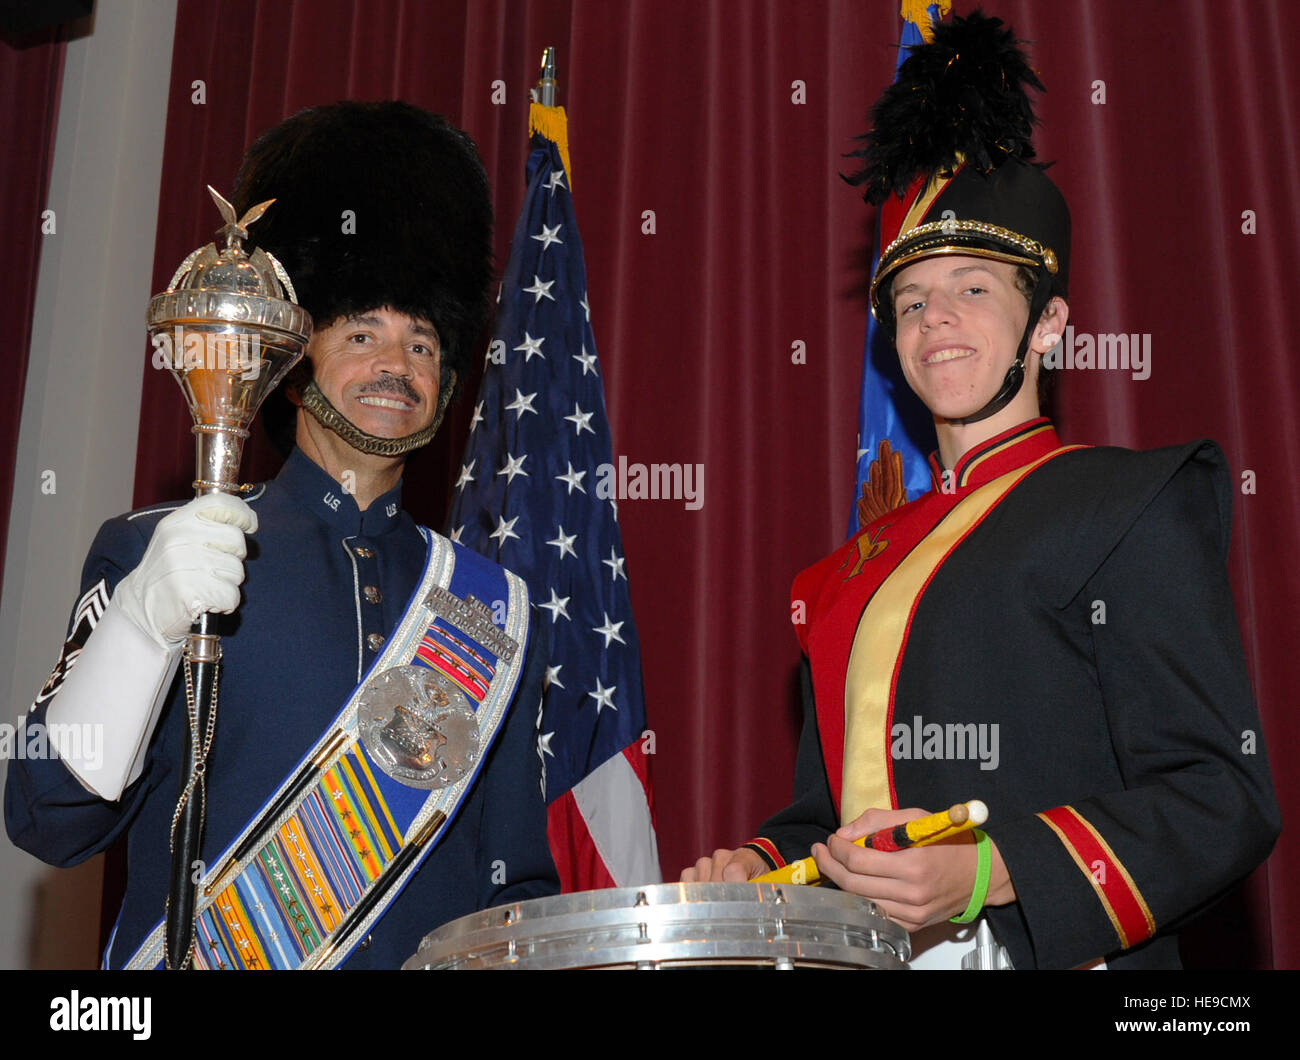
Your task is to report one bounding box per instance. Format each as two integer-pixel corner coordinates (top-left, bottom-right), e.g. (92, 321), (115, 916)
(683, 13), (1279, 969)
(6, 102), (559, 969)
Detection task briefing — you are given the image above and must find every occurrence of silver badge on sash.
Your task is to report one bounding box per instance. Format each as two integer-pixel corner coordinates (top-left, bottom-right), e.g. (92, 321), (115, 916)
(358, 665), (481, 789)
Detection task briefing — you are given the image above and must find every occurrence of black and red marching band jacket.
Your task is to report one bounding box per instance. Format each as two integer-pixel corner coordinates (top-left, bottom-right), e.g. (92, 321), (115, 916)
(745, 418), (1279, 969)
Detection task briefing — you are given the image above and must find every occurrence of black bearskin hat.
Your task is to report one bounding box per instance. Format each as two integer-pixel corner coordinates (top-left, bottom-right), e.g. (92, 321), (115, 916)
(232, 101), (493, 454)
(847, 11), (1070, 329)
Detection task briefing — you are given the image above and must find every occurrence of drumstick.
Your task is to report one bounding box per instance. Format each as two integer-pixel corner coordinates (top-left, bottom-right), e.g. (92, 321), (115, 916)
(753, 800), (988, 886)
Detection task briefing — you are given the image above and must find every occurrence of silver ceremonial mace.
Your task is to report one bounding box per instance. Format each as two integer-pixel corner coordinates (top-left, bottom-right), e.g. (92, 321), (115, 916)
(146, 188), (312, 968)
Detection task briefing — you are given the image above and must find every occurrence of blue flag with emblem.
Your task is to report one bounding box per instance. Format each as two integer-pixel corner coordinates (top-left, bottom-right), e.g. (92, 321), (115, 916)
(847, 1), (951, 536)
(447, 102), (660, 891)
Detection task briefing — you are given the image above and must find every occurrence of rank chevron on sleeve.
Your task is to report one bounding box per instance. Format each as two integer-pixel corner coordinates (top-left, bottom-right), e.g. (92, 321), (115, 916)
(122, 530), (530, 970)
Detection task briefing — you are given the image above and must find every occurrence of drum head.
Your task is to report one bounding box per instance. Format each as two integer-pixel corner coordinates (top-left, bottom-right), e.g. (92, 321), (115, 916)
(403, 882), (910, 969)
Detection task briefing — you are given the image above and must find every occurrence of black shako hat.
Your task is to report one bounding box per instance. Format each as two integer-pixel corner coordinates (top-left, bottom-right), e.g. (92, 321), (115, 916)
(232, 100), (493, 454)
(848, 11), (1071, 329)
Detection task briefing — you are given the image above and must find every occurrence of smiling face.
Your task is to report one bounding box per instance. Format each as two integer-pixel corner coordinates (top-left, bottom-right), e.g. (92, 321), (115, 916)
(890, 255), (1036, 422)
(298, 307), (442, 443)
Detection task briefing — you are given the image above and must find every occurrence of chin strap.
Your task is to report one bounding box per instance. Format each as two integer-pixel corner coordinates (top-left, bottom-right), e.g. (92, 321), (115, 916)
(952, 339), (1029, 426)
(952, 271), (1054, 427)
(299, 370), (457, 457)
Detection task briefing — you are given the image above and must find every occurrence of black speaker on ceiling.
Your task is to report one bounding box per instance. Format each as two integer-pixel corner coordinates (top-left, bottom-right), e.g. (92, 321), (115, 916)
(0, 0), (93, 36)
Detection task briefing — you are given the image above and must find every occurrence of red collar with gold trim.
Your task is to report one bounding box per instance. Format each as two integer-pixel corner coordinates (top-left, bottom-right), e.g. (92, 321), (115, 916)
(791, 418), (1070, 813)
(927, 417), (1060, 492)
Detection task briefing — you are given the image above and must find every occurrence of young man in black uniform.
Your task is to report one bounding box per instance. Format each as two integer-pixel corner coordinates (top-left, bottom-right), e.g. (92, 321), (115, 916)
(683, 13), (1279, 969)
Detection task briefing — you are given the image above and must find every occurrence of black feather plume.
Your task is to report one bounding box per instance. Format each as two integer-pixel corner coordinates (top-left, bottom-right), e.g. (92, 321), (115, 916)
(846, 10), (1045, 204)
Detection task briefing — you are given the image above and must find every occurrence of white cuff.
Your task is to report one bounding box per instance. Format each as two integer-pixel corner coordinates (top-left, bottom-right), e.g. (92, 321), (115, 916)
(45, 597), (182, 801)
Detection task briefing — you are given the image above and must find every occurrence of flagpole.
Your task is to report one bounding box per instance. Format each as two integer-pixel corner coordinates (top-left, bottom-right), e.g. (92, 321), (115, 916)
(536, 46), (557, 106)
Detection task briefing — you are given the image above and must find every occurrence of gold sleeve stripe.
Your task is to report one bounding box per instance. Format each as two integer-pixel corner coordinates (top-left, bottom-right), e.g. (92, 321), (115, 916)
(1037, 806), (1156, 950)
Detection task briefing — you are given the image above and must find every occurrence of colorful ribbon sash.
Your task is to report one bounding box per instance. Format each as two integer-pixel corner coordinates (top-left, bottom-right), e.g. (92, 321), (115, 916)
(123, 530), (530, 970)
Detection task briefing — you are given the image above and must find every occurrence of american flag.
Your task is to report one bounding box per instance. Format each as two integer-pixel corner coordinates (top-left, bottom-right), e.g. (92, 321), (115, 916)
(447, 103), (661, 891)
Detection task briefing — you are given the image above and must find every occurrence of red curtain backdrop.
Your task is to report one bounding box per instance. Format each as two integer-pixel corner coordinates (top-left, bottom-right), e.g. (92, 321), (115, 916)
(0, 28), (66, 601)
(126, 0), (1299, 967)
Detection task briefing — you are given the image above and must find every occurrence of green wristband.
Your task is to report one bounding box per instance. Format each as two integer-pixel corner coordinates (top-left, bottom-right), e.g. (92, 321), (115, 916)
(950, 828), (991, 924)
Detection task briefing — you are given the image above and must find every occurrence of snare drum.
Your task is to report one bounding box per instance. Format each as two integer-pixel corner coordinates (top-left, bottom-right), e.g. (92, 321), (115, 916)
(403, 882), (910, 969)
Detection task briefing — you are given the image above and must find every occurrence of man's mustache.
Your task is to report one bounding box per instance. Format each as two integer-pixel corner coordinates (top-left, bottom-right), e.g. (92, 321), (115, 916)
(357, 377), (421, 404)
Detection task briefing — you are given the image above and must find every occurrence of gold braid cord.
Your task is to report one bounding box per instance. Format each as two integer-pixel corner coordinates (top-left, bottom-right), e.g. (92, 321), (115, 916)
(299, 377), (454, 457)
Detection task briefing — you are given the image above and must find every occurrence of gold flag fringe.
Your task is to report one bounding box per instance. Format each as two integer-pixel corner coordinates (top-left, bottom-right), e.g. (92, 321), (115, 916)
(528, 102), (573, 193)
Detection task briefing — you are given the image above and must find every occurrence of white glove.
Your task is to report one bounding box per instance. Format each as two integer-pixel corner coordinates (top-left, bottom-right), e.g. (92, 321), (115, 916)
(114, 493), (258, 649)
